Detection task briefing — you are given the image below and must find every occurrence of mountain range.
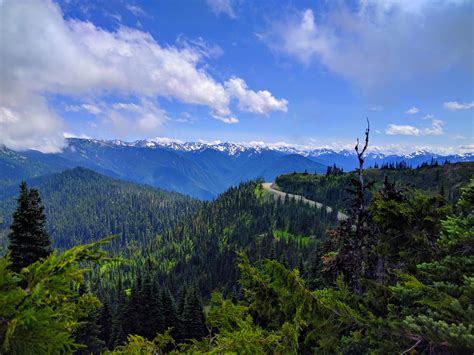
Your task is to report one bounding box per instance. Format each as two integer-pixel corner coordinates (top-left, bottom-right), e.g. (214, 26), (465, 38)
(1, 138), (472, 199)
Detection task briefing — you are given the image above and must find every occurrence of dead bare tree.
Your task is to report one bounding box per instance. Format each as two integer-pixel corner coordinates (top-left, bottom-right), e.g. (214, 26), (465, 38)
(354, 118), (370, 214)
(335, 119), (374, 293)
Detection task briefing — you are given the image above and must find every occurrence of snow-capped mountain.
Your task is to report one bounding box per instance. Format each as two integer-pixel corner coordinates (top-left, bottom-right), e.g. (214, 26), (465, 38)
(1, 138), (472, 199)
(63, 137), (474, 163)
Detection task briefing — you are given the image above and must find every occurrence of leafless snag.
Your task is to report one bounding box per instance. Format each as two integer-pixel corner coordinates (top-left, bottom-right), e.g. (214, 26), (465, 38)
(354, 118), (370, 213)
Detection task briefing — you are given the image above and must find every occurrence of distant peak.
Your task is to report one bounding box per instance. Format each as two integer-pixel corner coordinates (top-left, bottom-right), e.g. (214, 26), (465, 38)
(62, 137), (474, 158)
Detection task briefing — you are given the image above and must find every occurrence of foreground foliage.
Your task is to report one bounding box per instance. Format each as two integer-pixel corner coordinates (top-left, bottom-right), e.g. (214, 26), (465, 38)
(1, 164), (473, 353)
(0, 239), (113, 353)
(115, 179), (473, 353)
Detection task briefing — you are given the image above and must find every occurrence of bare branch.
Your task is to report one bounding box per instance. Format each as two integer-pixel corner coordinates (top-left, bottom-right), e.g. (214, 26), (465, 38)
(402, 337), (422, 353)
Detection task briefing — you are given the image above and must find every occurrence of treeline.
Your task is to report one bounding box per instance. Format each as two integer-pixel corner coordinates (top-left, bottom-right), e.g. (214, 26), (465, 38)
(276, 161), (474, 212)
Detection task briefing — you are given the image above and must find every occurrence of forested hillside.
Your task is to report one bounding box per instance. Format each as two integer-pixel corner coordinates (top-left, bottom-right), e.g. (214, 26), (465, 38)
(2, 163), (473, 353)
(100, 168), (473, 353)
(276, 161), (474, 212)
(0, 168), (201, 253)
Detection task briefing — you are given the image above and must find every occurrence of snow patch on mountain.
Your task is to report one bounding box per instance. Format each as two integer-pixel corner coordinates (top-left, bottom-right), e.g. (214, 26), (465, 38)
(63, 137), (474, 161)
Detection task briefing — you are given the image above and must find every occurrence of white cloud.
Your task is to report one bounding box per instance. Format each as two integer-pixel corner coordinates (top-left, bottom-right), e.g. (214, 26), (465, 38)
(385, 124), (421, 136)
(206, 0), (236, 18)
(101, 99), (167, 134)
(458, 144), (474, 153)
(367, 104), (383, 111)
(261, 2), (473, 91)
(0, 0), (286, 152)
(112, 103), (141, 111)
(63, 132), (92, 139)
(150, 136), (184, 144)
(443, 101), (474, 110)
(405, 107), (419, 114)
(243, 139), (474, 155)
(215, 116), (239, 124)
(66, 103), (102, 114)
(385, 118), (443, 136)
(0, 100), (65, 153)
(125, 4), (145, 16)
(224, 77), (288, 115)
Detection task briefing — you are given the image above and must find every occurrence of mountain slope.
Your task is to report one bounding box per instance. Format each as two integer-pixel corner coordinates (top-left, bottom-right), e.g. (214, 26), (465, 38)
(276, 162), (474, 212)
(0, 168), (201, 252)
(0, 145), (72, 187)
(92, 179), (340, 303)
(1, 138), (472, 199)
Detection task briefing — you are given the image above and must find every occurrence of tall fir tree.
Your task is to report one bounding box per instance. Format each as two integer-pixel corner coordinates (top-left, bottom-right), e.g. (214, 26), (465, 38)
(140, 274), (164, 340)
(98, 303), (113, 349)
(160, 288), (177, 335)
(7, 181), (51, 272)
(180, 286), (207, 341)
(73, 284), (105, 354)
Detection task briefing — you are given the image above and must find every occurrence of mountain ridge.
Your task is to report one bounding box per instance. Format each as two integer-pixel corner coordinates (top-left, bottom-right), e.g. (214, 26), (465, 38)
(1, 138), (472, 199)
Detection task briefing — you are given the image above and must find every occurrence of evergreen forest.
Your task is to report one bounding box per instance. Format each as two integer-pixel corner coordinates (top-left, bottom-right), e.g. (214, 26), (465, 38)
(1, 142), (473, 354)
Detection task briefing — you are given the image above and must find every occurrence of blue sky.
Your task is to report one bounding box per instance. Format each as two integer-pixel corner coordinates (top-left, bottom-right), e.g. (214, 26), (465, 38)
(0, 0), (473, 154)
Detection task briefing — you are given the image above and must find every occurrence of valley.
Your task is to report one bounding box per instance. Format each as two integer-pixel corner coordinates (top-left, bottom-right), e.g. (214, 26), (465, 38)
(1, 138), (472, 199)
(1, 1), (472, 352)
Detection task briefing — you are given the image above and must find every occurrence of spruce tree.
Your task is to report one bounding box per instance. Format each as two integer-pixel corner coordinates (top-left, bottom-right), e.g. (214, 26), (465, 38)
(111, 279), (127, 347)
(122, 275), (144, 337)
(73, 306), (105, 354)
(98, 303), (113, 349)
(140, 274), (164, 340)
(73, 284), (105, 354)
(7, 182), (51, 272)
(160, 288), (177, 334)
(180, 287), (207, 341)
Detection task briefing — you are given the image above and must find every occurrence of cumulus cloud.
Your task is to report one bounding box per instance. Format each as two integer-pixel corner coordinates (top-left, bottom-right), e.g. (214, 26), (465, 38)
(0, 101), (65, 153)
(0, 0), (286, 152)
(444, 101), (474, 110)
(225, 77), (288, 115)
(206, 0), (236, 18)
(385, 124), (421, 136)
(385, 118), (444, 136)
(110, 99), (166, 132)
(405, 107), (419, 114)
(261, 1), (473, 91)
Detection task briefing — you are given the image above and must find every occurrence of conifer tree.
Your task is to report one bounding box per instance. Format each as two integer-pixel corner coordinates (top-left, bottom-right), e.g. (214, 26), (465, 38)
(73, 284), (105, 354)
(160, 288), (177, 334)
(98, 303), (113, 349)
(140, 274), (164, 340)
(180, 287), (207, 341)
(111, 278), (127, 347)
(73, 305), (105, 354)
(122, 275), (144, 337)
(390, 179), (474, 352)
(7, 182), (51, 272)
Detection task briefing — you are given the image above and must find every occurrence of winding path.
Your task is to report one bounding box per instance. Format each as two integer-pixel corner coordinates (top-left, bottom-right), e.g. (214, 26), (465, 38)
(262, 182), (348, 221)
